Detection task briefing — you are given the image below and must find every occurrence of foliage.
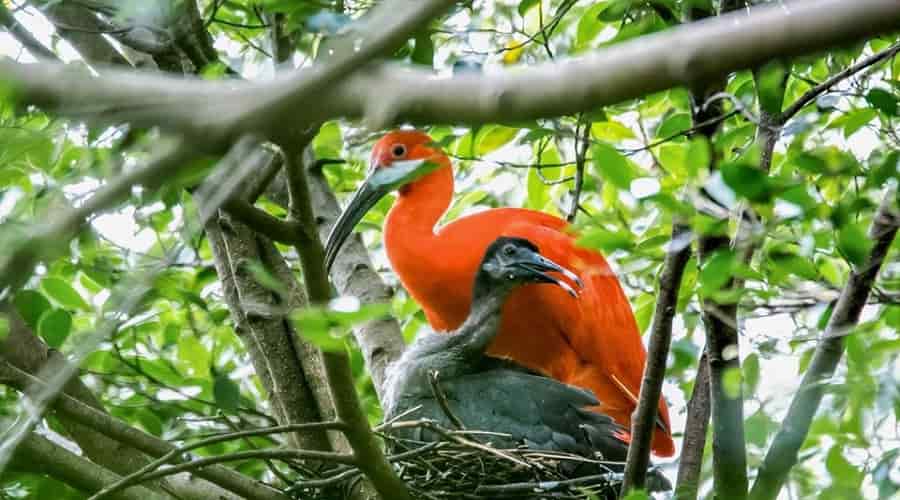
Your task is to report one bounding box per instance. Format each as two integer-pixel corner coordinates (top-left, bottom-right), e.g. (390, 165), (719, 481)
(0, 0), (898, 499)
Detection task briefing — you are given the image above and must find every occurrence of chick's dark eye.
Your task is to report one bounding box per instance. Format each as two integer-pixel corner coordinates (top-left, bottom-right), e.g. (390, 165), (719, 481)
(391, 144), (406, 158)
(503, 245), (515, 256)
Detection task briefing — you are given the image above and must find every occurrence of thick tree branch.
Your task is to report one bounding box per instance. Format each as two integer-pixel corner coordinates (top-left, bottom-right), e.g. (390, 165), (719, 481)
(750, 187), (899, 500)
(621, 222), (692, 494)
(12, 432), (165, 500)
(0, 360), (291, 500)
(1, 0), (897, 144)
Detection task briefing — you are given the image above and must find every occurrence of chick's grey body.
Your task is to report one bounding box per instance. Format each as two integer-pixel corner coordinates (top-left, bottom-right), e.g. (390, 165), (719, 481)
(381, 238), (628, 463)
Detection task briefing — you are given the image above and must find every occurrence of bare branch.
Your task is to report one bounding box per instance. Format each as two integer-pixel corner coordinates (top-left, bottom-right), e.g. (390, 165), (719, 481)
(750, 187), (899, 500)
(621, 223), (692, 494)
(0, 4), (57, 60)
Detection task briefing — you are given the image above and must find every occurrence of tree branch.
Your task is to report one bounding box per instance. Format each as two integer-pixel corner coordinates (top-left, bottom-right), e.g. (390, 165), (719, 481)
(0, 4), (57, 60)
(302, 163), (406, 398)
(675, 352), (712, 500)
(621, 222), (692, 494)
(1, 0), (897, 146)
(749, 187), (899, 500)
(0, 360), (291, 500)
(780, 41), (900, 121)
(12, 432), (166, 500)
(222, 199), (305, 245)
(280, 145), (413, 500)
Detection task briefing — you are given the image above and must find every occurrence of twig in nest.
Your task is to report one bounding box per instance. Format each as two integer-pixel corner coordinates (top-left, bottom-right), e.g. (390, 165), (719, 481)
(428, 370), (466, 430)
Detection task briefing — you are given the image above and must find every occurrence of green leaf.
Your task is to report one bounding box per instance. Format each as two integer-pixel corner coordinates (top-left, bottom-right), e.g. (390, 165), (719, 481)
(177, 335), (211, 375)
(40, 277), (91, 311)
(592, 143), (635, 189)
(866, 88), (898, 116)
(826, 446), (863, 489)
(476, 125), (519, 155)
(14, 290), (52, 328)
(518, 0), (540, 16)
(699, 249), (736, 293)
(37, 309), (72, 348)
(655, 112), (691, 139)
(686, 137), (711, 177)
(837, 223), (873, 266)
(213, 375), (241, 412)
(313, 121), (343, 159)
(722, 366), (742, 399)
(291, 302), (390, 352)
(743, 352), (760, 396)
(575, 2), (609, 50)
(411, 32), (434, 66)
(0, 316), (9, 343)
(721, 161), (772, 202)
(526, 166), (550, 210)
(577, 227), (635, 253)
(591, 120), (635, 141)
(828, 108), (877, 138)
(755, 61), (788, 115)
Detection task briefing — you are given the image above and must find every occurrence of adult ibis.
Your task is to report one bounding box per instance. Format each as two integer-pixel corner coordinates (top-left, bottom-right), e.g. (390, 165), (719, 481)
(325, 130), (674, 456)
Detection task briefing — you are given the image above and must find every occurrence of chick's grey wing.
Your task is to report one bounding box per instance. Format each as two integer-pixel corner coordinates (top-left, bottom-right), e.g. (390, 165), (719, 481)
(444, 370), (612, 454)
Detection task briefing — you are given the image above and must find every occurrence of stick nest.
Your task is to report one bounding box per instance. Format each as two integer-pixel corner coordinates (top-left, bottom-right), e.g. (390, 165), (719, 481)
(289, 419), (625, 500)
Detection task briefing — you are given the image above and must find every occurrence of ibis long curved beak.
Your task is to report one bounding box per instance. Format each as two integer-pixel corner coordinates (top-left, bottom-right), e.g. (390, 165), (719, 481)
(324, 158), (441, 272)
(513, 249), (584, 298)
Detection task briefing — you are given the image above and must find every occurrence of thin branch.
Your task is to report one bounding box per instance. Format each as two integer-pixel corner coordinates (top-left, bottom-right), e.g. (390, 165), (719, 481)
(0, 4), (58, 60)
(567, 115), (590, 223)
(222, 199), (305, 244)
(90, 421), (349, 500)
(674, 351), (711, 499)
(780, 40), (900, 121)
(428, 371), (466, 430)
(750, 187), (899, 500)
(90, 448), (357, 500)
(621, 222), (692, 494)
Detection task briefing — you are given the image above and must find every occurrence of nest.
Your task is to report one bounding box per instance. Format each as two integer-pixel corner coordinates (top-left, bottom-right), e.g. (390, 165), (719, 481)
(289, 418), (625, 500)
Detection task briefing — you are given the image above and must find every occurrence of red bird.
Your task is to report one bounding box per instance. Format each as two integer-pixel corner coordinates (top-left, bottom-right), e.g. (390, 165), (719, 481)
(325, 130), (674, 457)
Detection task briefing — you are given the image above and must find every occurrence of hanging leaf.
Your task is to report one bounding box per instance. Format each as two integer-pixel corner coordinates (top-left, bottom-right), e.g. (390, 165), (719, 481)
(40, 277), (91, 311)
(37, 309), (72, 348)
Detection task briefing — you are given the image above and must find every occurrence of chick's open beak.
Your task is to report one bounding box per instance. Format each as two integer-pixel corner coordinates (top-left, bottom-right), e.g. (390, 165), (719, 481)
(513, 250), (583, 298)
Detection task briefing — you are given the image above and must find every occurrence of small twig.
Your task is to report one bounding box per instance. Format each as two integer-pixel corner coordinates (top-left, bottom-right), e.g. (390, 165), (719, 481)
(428, 370), (466, 430)
(567, 115), (590, 223)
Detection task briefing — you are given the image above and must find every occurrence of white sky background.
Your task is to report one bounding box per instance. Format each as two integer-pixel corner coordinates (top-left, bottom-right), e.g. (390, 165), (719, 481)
(0, 5), (895, 498)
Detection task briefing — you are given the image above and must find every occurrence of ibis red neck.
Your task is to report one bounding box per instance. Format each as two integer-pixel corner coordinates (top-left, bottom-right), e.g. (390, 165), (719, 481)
(385, 160), (454, 242)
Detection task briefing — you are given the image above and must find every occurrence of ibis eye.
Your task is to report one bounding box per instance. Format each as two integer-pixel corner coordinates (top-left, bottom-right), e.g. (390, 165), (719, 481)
(503, 245), (515, 256)
(507, 273), (516, 281)
(391, 144), (407, 158)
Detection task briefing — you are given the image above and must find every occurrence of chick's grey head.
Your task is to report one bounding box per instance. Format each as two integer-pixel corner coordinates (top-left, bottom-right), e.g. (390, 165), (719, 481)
(475, 237), (582, 298)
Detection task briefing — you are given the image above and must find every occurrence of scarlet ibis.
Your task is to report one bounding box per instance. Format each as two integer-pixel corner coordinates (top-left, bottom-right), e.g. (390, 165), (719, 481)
(325, 130), (674, 457)
(382, 236), (628, 461)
